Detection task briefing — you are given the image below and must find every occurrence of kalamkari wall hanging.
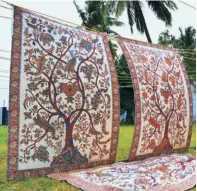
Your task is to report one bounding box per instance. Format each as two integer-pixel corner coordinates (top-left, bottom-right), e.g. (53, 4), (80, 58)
(48, 154), (196, 191)
(116, 37), (193, 161)
(7, 6), (120, 180)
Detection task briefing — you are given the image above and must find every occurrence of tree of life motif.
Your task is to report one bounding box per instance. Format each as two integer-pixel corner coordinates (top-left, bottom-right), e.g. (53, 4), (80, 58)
(130, 45), (188, 154)
(20, 14), (111, 166)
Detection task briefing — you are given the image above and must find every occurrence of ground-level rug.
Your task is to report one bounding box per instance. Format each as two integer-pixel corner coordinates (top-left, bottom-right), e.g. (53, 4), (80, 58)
(116, 37), (193, 161)
(48, 154), (196, 191)
(7, 6), (119, 180)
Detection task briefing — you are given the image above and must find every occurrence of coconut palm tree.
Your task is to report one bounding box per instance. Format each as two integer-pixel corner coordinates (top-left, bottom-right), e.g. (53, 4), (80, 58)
(158, 26), (196, 81)
(74, 0), (123, 58)
(178, 26), (196, 78)
(109, 0), (177, 43)
(179, 26), (196, 49)
(74, 1), (124, 33)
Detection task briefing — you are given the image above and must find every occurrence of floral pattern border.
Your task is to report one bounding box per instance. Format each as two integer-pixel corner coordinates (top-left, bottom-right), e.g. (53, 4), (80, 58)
(116, 37), (193, 161)
(7, 6), (120, 180)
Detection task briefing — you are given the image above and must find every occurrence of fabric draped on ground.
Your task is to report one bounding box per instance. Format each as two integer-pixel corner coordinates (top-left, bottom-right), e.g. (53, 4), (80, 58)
(48, 154), (196, 191)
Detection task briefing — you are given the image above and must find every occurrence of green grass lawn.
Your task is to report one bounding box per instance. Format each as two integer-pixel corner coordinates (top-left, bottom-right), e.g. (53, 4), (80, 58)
(0, 124), (196, 191)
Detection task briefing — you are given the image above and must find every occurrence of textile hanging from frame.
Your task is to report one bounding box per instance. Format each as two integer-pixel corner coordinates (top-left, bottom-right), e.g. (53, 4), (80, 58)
(7, 6), (120, 180)
(116, 37), (193, 161)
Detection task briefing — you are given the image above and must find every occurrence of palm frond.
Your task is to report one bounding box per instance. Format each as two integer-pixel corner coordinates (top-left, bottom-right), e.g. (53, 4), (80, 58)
(115, 1), (126, 17)
(147, 1), (173, 26)
(133, 1), (145, 33)
(126, 1), (135, 33)
(107, 29), (120, 35)
(73, 0), (87, 24)
(108, 18), (124, 27)
(164, 1), (178, 10)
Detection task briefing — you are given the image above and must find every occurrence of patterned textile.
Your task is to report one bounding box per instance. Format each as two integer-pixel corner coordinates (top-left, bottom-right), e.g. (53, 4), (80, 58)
(48, 154), (196, 191)
(7, 6), (120, 180)
(116, 37), (193, 161)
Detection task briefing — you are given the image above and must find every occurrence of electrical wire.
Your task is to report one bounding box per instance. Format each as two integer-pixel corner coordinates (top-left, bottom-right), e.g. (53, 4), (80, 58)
(0, 15), (11, 19)
(0, 56), (10, 60)
(179, 0), (196, 10)
(0, 75), (9, 78)
(0, 0), (101, 34)
(0, 4), (12, 10)
(0, 49), (11, 53)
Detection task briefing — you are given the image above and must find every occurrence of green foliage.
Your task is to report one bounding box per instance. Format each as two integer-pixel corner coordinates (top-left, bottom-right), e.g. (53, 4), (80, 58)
(74, 0), (124, 58)
(73, 1), (124, 34)
(158, 26), (196, 81)
(115, 55), (135, 123)
(0, 125), (196, 190)
(109, 1), (177, 43)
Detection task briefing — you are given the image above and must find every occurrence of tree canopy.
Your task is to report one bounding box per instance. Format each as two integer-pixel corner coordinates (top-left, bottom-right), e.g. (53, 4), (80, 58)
(158, 26), (196, 81)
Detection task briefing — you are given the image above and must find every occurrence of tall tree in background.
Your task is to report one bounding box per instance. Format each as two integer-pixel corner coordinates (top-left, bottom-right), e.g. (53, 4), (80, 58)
(158, 26), (196, 81)
(109, 0), (177, 43)
(74, 0), (124, 58)
(179, 27), (196, 76)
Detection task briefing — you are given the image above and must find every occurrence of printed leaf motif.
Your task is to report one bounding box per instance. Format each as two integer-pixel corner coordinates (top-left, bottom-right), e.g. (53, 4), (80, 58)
(148, 117), (160, 128)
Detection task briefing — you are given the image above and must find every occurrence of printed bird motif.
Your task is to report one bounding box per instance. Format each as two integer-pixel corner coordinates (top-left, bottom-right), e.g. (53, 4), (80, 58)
(79, 39), (93, 52)
(64, 50), (76, 73)
(33, 115), (55, 138)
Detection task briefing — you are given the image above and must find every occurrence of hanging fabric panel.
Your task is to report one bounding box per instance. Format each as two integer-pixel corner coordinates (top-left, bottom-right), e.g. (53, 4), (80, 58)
(116, 37), (193, 161)
(7, 6), (120, 180)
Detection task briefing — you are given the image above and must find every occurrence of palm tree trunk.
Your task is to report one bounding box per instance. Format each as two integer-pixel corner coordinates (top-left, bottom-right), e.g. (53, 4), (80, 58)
(139, 8), (152, 43)
(143, 20), (152, 43)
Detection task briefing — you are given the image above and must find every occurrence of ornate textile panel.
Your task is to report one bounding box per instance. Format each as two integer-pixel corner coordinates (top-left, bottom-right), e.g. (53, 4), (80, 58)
(48, 154), (196, 191)
(7, 6), (120, 180)
(116, 37), (192, 161)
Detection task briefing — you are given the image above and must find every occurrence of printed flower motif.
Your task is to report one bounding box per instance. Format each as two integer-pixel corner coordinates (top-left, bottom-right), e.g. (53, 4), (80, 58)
(164, 57), (172, 66)
(140, 55), (148, 62)
(156, 165), (168, 172)
(62, 83), (78, 97)
(160, 89), (170, 103)
(142, 91), (148, 99)
(80, 65), (95, 82)
(32, 145), (49, 163)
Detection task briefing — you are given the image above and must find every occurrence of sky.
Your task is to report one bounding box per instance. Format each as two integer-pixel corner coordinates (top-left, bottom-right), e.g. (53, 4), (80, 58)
(0, 0), (196, 107)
